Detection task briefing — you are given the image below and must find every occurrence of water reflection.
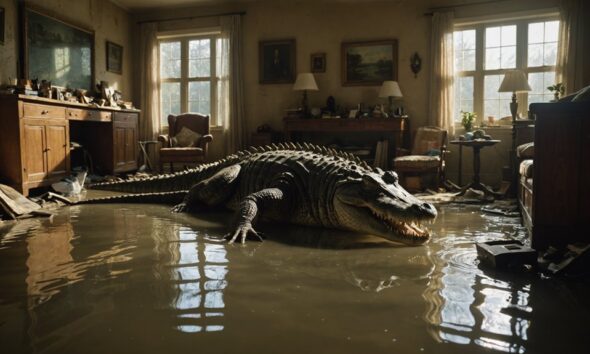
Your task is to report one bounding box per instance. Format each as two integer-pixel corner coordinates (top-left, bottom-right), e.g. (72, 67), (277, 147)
(154, 225), (228, 333)
(423, 207), (530, 353)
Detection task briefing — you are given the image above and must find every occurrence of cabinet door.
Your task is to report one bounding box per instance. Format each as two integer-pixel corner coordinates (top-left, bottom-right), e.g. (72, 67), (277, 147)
(45, 122), (69, 178)
(114, 126), (127, 169)
(23, 123), (47, 183)
(124, 126), (137, 165)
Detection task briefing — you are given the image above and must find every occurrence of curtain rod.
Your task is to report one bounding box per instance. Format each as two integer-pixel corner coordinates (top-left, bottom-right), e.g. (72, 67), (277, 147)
(424, 0), (513, 16)
(137, 11), (246, 25)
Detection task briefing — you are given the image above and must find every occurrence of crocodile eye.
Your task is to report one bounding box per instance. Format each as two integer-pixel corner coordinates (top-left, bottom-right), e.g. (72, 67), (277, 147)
(383, 171), (399, 184)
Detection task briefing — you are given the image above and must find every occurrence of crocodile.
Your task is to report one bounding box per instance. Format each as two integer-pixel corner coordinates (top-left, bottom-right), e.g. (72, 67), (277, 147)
(84, 143), (437, 245)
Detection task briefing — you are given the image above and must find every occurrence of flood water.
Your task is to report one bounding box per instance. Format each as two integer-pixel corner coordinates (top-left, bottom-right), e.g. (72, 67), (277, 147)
(1, 202), (589, 354)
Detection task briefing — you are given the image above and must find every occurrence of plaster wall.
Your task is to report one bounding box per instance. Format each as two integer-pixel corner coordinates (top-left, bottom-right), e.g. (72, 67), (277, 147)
(0, 0), (133, 100)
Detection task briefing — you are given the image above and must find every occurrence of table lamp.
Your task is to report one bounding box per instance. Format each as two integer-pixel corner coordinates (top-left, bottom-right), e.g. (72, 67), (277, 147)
(293, 73), (318, 117)
(379, 81), (403, 116)
(498, 69), (531, 121)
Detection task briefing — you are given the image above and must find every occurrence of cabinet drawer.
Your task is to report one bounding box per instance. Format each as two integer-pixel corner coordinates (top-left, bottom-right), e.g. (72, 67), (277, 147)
(113, 112), (138, 124)
(67, 108), (112, 122)
(23, 103), (66, 119)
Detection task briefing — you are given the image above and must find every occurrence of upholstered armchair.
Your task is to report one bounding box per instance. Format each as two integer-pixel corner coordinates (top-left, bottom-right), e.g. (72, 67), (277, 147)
(393, 126), (448, 191)
(158, 113), (213, 172)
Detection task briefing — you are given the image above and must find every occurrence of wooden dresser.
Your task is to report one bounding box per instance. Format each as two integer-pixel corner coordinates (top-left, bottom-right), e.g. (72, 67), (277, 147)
(0, 94), (140, 195)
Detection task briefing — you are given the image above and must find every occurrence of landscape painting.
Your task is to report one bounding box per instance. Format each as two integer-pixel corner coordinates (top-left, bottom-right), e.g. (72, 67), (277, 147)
(342, 40), (398, 86)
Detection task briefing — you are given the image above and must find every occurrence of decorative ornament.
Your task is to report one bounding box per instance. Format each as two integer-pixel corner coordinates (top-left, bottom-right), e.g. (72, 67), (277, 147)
(410, 52), (422, 78)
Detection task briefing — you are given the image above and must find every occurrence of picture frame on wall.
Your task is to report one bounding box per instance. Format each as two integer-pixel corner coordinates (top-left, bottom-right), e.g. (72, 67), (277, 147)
(310, 53), (326, 73)
(0, 7), (5, 46)
(341, 39), (398, 86)
(259, 39), (296, 84)
(106, 41), (123, 74)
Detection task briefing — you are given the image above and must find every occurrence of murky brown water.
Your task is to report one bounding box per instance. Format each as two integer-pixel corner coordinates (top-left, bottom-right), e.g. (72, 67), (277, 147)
(1, 202), (589, 354)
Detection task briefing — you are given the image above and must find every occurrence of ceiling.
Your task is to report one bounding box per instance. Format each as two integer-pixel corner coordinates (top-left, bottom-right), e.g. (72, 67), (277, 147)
(111, 0), (411, 11)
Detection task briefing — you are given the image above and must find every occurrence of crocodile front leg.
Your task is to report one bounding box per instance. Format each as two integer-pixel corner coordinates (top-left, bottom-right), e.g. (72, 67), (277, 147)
(228, 187), (291, 244)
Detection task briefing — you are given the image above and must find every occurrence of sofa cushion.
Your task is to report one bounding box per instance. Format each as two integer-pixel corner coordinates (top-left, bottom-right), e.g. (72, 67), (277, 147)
(519, 159), (534, 178)
(516, 142), (534, 159)
(572, 84), (590, 102)
(171, 127), (202, 147)
(394, 155), (440, 170)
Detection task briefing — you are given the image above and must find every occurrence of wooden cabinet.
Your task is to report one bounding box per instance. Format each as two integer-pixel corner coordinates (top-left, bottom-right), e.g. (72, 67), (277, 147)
(0, 94), (140, 195)
(113, 112), (138, 173)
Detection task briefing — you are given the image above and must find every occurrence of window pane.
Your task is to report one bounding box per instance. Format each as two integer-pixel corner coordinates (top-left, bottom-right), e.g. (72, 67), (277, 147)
(528, 71), (556, 103)
(543, 42), (557, 66)
(528, 44), (543, 67)
(161, 82), (181, 126)
(160, 42), (181, 79)
(484, 75), (511, 120)
(189, 39), (211, 77)
(454, 30), (476, 72)
(485, 48), (501, 70)
(501, 46), (516, 68)
(454, 76), (474, 122)
(486, 27), (501, 48)
(544, 21), (559, 42)
(189, 81), (211, 115)
(501, 26), (516, 46)
(528, 22), (544, 44)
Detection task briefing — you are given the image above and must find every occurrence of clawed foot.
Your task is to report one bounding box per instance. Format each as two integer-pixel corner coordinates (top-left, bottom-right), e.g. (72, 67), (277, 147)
(225, 223), (264, 244)
(171, 203), (187, 213)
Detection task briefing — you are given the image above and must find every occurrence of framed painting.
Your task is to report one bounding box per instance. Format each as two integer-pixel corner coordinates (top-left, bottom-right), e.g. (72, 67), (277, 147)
(259, 39), (296, 84)
(310, 53), (326, 73)
(22, 7), (94, 90)
(341, 39), (398, 86)
(106, 41), (123, 74)
(0, 7), (5, 46)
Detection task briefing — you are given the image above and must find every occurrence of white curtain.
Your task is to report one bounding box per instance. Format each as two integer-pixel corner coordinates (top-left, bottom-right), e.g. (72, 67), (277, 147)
(428, 11), (455, 136)
(218, 15), (246, 154)
(556, 0), (584, 94)
(138, 23), (161, 164)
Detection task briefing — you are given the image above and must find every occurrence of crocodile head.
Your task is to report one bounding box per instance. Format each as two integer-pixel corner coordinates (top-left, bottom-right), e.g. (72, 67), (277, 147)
(334, 170), (437, 245)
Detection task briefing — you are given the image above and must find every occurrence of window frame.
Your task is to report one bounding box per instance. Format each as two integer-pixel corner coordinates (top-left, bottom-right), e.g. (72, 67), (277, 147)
(158, 33), (220, 128)
(453, 15), (560, 126)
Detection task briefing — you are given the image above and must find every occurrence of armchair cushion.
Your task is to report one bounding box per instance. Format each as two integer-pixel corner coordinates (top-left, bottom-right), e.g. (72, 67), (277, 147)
(171, 127), (202, 147)
(394, 155), (441, 170)
(516, 142), (534, 159)
(519, 159), (534, 178)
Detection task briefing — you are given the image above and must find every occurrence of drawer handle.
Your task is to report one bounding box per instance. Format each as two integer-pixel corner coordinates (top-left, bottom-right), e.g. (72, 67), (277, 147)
(41, 110), (49, 115)
(44, 147), (52, 152)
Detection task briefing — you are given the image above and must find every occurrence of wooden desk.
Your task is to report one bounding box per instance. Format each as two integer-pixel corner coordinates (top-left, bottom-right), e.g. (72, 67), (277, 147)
(0, 94), (140, 195)
(283, 117), (408, 166)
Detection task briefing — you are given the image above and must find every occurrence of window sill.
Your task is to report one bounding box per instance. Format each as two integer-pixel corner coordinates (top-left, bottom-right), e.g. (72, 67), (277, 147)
(210, 125), (223, 132)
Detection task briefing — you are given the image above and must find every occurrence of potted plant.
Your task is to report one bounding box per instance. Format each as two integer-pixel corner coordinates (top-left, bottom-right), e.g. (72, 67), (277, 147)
(461, 111), (476, 132)
(547, 83), (565, 101)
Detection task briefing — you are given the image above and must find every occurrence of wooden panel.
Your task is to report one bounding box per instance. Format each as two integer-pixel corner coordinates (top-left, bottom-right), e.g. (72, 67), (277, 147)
(45, 123), (69, 178)
(114, 126), (126, 168)
(67, 108), (112, 122)
(124, 126), (137, 165)
(0, 95), (23, 186)
(23, 103), (66, 119)
(113, 112), (138, 123)
(23, 123), (46, 183)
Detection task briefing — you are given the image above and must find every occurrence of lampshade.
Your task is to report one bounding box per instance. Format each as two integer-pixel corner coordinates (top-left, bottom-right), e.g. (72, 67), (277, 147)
(498, 70), (532, 93)
(379, 81), (403, 98)
(293, 73), (319, 91)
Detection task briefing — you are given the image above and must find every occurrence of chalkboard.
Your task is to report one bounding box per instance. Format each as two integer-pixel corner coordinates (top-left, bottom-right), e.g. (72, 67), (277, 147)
(24, 8), (94, 90)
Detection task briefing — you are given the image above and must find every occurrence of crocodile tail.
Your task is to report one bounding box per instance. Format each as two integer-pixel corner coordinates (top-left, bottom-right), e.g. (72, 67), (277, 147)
(76, 191), (188, 205)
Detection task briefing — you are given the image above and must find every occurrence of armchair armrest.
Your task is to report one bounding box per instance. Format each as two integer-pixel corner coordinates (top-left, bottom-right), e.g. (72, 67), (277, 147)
(158, 134), (170, 147)
(198, 134), (214, 148)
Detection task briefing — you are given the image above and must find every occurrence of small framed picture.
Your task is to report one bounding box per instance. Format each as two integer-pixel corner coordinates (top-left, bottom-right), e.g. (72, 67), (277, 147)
(310, 53), (326, 73)
(106, 41), (123, 74)
(342, 39), (398, 86)
(348, 109), (358, 119)
(0, 7), (5, 46)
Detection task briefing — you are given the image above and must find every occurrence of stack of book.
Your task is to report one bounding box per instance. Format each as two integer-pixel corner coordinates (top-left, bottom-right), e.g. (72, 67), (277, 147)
(373, 140), (389, 170)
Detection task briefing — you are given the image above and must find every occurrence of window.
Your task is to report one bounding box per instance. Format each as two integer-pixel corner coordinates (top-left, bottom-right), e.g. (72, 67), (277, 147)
(159, 34), (220, 127)
(453, 17), (559, 124)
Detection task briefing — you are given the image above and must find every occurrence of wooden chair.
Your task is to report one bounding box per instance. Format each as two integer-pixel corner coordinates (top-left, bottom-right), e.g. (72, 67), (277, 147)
(158, 113), (213, 172)
(393, 126), (448, 191)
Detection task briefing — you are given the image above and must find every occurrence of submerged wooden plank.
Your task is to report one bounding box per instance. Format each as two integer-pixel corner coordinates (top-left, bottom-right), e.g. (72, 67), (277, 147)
(0, 184), (41, 217)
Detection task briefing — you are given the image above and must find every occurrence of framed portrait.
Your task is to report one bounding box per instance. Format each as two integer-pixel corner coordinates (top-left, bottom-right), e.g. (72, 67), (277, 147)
(341, 39), (398, 86)
(106, 41), (123, 74)
(259, 39), (296, 84)
(310, 53), (326, 73)
(22, 7), (94, 90)
(0, 7), (5, 46)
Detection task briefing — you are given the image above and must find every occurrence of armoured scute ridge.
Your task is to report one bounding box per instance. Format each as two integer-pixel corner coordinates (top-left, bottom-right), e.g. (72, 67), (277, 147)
(87, 144), (437, 245)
